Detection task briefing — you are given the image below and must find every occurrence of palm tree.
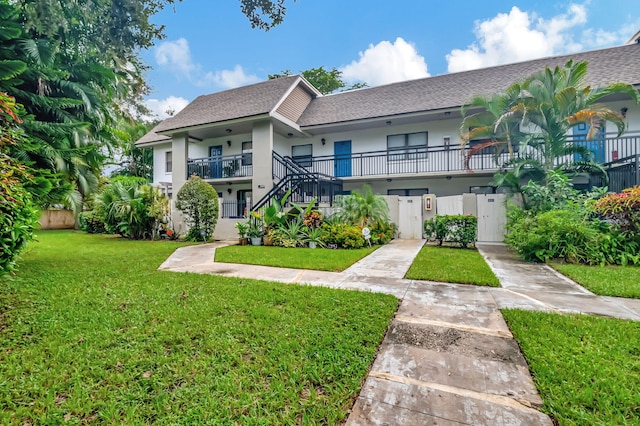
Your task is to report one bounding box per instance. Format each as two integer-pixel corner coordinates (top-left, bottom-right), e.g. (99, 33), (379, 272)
(460, 60), (639, 187)
(460, 82), (526, 169)
(335, 185), (390, 227)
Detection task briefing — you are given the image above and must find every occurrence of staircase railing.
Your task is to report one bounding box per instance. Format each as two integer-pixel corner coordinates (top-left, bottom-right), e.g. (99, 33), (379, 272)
(252, 152), (343, 212)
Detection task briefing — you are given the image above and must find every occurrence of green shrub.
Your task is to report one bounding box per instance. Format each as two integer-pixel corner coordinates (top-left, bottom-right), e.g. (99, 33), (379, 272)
(78, 210), (106, 234)
(94, 180), (168, 239)
(0, 153), (39, 277)
(424, 215), (477, 248)
(175, 176), (219, 242)
(320, 223), (365, 249)
(369, 222), (395, 245)
(506, 205), (599, 263)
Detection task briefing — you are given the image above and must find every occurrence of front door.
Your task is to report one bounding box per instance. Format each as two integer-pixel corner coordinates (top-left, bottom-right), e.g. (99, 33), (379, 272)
(573, 123), (605, 163)
(334, 140), (352, 177)
(209, 145), (222, 178)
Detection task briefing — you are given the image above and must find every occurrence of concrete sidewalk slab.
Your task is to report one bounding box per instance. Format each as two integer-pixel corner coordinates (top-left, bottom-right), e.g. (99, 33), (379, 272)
(477, 243), (592, 295)
(348, 375), (553, 426)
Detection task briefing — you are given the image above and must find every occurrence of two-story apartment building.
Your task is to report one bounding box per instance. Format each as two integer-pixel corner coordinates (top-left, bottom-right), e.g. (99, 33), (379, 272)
(136, 42), (640, 238)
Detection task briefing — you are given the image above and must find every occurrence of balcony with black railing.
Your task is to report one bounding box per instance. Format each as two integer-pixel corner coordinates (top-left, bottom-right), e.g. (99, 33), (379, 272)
(300, 132), (640, 179)
(187, 154), (252, 180)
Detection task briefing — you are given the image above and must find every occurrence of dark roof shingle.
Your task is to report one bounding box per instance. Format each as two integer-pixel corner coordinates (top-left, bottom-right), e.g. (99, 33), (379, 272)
(298, 43), (640, 127)
(154, 75), (301, 133)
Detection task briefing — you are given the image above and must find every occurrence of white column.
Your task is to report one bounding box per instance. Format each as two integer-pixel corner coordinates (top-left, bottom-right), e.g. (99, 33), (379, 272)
(252, 120), (274, 203)
(171, 132), (189, 232)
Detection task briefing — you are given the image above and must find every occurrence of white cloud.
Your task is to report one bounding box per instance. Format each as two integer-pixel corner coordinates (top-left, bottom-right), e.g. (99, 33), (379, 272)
(446, 5), (588, 73)
(202, 65), (260, 89)
(144, 96), (190, 121)
(341, 37), (429, 86)
(581, 18), (640, 47)
(155, 38), (196, 78)
(155, 39), (258, 90)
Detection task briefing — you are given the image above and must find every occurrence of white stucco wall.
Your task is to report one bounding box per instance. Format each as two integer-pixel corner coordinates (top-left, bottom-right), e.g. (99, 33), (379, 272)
(153, 143), (173, 185)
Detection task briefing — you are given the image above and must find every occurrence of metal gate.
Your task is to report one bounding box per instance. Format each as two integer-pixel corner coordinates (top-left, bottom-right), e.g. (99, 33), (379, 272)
(476, 194), (507, 242)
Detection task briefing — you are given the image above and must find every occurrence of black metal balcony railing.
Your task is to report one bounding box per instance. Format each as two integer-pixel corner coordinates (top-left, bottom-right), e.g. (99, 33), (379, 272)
(304, 132), (640, 178)
(220, 200), (251, 218)
(186, 133), (639, 184)
(187, 154), (252, 179)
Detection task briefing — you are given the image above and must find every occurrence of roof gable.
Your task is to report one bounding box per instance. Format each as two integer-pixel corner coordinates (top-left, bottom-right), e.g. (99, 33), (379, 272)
(153, 75), (303, 133)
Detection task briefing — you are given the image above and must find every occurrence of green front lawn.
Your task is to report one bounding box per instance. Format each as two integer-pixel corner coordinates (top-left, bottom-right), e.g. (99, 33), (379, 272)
(405, 244), (500, 286)
(551, 262), (640, 299)
(215, 245), (379, 272)
(503, 309), (640, 425)
(0, 231), (398, 425)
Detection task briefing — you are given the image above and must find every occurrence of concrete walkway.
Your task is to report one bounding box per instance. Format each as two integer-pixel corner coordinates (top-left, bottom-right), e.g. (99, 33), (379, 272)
(159, 240), (640, 425)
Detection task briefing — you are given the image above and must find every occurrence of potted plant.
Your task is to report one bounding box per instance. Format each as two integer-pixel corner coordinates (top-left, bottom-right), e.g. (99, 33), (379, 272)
(234, 221), (249, 245)
(303, 226), (325, 249)
(247, 212), (264, 245)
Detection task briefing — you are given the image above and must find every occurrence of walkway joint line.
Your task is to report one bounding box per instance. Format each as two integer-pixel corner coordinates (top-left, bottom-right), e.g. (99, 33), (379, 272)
(394, 315), (512, 338)
(502, 289), (560, 312)
(369, 371), (543, 413)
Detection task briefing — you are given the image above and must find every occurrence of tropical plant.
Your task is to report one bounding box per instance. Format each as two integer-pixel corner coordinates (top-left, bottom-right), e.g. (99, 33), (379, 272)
(263, 188), (291, 230)
(235, 221), (249, 238)
(594, 186), (640, 239)
(303, 226), (325, 248)
(175, 176), (219, 241)
(247, 212), (264, 238)
(334, 185), (390, 227)
(277, 216), (306, 247)
(0, 91), (39, 277)
(461, 60), (639, 192)
(93, 177), (168, 239)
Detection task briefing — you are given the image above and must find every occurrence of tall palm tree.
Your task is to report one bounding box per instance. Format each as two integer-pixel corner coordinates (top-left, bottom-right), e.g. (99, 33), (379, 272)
(460, 82), (527, 169)
(460, 60), (639, 187)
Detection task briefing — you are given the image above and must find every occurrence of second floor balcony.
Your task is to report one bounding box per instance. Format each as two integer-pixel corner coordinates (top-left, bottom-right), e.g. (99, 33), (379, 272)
(186, 132), (640, 182)
(187, 154), (252, 180)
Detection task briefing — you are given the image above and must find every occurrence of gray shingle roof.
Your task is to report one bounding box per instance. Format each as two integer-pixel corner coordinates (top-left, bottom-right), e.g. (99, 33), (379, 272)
(153, 75), (301, 133)
(298, 43), (640, 127)
(136, 123), (171, 146)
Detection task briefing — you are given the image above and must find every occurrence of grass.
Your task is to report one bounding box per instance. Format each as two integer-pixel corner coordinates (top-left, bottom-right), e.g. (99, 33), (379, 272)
(503, 309), (640, 425)
(404, 244), (500, 286)
(550, 262), (640, 299)
(0, 231), (398, 425)
(214, 245), (379, 272)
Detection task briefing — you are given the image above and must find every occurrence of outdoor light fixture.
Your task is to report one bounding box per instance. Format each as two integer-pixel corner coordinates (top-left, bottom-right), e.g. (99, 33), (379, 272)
(225, 128), (232, 133)
(385, 120), (392, 125)
(444, 111), (452, 116)
(227, 140), (231, 147)
(227, 188), (232, 194)
(446, 176), (452, 180)
(321, 138), (326, 145)
(621, 107), (628, 118)
(287, 133), (293, 137)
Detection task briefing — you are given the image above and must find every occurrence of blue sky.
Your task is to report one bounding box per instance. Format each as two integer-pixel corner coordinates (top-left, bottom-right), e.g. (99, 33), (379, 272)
(141, 0), (640, 119)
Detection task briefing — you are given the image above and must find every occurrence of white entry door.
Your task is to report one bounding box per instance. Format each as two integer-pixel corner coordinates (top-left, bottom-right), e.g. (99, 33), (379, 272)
(476, 194), (507, 242)
(397, 196), (423, 239)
